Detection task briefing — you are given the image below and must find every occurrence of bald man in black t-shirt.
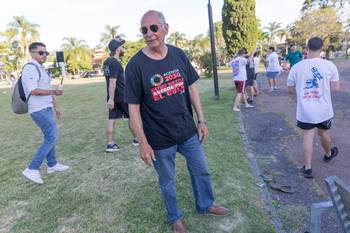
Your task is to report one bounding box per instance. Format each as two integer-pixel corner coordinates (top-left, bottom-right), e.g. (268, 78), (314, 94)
(125, 10), (229, 233)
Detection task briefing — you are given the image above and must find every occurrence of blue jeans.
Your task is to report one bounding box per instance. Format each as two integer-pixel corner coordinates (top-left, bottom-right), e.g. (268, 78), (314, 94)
(153, 134), (214, 223)
(28, 107), (58, 170)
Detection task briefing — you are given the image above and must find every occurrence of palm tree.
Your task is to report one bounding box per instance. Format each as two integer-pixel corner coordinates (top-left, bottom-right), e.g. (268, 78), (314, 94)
(100, 25), (125, 47)
(264, 21), (282, 44)
(61, 37), (91, 75)
(4, 16), (40, 64)
(167, 31), (187, 48)
(278, 26), (292, 54)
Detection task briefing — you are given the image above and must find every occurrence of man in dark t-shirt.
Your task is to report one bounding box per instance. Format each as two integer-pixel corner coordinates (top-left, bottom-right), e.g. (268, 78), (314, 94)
(103, 36), (138, 153)
(125, 10), (229, 233)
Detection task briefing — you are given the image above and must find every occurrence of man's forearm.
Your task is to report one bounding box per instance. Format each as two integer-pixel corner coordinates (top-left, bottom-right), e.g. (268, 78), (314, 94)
(52, 96), (60, 110)
(129, 104), (149, 145)
(109, 79), (116, 100)
(189, 84), (205, 122)
(288, 86), (296, 94)
(330, 81), (340, 92)
(31, 89), (60, 96)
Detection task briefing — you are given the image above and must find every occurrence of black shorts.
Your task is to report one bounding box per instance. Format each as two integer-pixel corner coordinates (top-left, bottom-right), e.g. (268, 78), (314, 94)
(108, 102), (129, 119)
(297, 119), (332, 130)
(246, 78), (254, 86)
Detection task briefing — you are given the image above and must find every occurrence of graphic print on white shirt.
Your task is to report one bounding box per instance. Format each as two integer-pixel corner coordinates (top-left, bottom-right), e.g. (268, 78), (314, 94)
(230, 56), (248, 81)
(287, 58), (339, 123)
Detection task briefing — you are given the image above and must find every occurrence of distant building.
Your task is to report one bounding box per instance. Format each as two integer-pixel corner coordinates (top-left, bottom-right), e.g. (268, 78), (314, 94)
(91, 48), (108, 73)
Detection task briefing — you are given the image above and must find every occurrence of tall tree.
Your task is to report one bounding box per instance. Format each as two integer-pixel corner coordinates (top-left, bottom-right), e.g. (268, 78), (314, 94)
(291, 7), (343, 57)
(61, 37), (91, 74)
(264, 21), (282, 44)
(167, 31), (187, 48)
(3, 16), (40, 64)
(222, 0), (258, 56)
(100, 25), (125, 47)
(120, 40), (146, 66)
(0, 41), (22, 75)
(213, 21), (229, 65)
(301, 0), (349, 12)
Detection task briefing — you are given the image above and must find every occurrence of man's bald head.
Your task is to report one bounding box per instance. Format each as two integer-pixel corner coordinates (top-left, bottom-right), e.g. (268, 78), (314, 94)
(141, 10), (166, 25)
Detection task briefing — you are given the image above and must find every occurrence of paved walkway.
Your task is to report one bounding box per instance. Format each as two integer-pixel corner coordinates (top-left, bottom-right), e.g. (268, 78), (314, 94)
(240, 60), (350, 233)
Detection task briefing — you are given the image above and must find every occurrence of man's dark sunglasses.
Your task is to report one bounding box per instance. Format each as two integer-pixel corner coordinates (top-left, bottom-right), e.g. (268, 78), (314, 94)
(33, 51), (50, 56)
(140, 24), (159, 35)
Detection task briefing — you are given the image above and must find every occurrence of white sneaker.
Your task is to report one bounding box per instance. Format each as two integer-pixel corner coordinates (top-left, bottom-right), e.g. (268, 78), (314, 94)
(22, 168), (44, 184)
(47, 163), (69, 174)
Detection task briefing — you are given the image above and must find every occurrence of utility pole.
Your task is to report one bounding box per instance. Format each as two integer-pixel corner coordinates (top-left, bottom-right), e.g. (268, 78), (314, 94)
(207, 0), (220, 99)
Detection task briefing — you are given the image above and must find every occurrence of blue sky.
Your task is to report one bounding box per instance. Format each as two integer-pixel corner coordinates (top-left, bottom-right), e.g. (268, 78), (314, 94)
(0, 0), (305, 50)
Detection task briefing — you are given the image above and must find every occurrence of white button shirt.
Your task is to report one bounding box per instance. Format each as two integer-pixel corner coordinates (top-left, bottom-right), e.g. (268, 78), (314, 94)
(21, 60), (53, 113)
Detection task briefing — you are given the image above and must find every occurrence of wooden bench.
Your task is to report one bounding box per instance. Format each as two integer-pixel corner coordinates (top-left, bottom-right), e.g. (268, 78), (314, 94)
(310, 176), (350, 233)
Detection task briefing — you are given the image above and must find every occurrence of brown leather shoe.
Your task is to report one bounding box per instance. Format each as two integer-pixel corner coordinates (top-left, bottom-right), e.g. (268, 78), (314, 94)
(207, 204), (230, 216)
(172, 219), (188, 233)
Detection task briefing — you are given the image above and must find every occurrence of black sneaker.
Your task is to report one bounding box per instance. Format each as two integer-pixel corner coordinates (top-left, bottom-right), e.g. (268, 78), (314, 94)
(106, 143), (120, 152)
(302, 166), (313, 178)
(323, 146), (338, 162)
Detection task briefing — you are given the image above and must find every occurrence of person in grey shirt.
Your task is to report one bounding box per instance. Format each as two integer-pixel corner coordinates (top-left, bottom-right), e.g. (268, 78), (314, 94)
(21, 42), (69, 184)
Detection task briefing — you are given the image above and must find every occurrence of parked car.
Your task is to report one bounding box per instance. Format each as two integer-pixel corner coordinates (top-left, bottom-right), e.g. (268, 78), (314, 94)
(82, 71), (99, 78)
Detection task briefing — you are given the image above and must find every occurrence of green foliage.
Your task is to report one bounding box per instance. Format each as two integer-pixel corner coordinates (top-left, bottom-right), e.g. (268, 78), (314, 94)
(198, 52), (212, 77)
(120, 39), (145, 66)
(214, 21), (230, 65)
(100, 25), (125, 48)
(185, 34), (210, 71)
(2, 16), (40, 66)
(263, 21), (282, 45)
(291, 7), (343, 53)
(61, 37), (91, 74)
(301, 0), (349, 13)
(222, 0), (259, 56)
(0, 41), (22, 74)
(167, 31), (187, 48)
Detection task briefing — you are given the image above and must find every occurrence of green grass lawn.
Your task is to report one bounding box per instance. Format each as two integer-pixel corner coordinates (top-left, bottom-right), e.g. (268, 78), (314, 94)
(0, 75), (275, 233)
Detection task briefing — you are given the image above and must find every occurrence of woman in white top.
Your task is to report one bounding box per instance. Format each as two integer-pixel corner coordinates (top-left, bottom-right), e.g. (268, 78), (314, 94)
(265, 47), (281, 92)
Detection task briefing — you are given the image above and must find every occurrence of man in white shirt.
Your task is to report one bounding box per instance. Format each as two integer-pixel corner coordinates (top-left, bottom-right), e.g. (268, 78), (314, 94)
(21, 42), (69, 184)
(287, 37), (340, 178)
(230, 48), (254, 112)
(266, 47), (280, 92)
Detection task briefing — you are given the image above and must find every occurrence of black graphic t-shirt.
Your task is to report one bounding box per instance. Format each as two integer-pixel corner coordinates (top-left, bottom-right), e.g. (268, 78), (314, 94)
(125, 45), (199, 150)
(103, 57), (125, 103)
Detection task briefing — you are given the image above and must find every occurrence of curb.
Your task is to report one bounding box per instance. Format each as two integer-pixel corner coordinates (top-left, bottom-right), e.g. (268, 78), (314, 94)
(237, 110), (286, 233)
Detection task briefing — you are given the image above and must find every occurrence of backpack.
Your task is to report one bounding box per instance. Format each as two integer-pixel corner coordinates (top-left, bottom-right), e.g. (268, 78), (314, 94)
(11, 63), (41, 114)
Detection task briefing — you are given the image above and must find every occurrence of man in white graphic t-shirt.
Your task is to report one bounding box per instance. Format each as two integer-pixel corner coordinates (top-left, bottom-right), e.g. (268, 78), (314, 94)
(230, 48), (255, 112)
(287, 37), (340, 178)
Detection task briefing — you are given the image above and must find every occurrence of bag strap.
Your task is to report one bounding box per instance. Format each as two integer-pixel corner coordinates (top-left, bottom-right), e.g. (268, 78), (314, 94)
(21, 62), (42, 103)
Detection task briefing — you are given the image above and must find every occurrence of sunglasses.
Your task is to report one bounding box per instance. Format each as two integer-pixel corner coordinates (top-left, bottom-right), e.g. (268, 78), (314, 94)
(140, 24), (160, 35)
(33, 51), (50, 56)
